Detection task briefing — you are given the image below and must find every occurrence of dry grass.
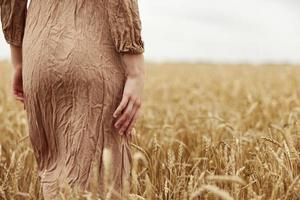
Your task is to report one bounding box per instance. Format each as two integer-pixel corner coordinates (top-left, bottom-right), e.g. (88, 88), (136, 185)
(1, 61), (300, 199)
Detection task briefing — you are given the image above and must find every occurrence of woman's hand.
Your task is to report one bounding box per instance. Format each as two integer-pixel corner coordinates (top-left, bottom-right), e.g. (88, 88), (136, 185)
(10, 44), (25, 104)
(113, 53), (145, 136)
(12, 67), (24, 103)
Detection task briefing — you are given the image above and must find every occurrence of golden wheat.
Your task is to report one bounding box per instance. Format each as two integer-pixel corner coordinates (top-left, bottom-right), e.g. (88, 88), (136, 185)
(1, 61), (300, 199)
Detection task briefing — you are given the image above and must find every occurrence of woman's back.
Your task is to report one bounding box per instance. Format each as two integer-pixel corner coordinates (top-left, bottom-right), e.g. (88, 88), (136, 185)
(0, 0), (145, 199)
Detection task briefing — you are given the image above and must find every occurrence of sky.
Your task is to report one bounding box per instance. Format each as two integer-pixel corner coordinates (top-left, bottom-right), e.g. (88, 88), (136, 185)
(0, 0), (300, 64)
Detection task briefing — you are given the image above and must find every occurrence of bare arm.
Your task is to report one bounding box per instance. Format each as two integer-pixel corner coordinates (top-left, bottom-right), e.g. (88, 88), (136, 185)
(1, 0), (28, 103)
(10, 44), (23, 70)
(10, 44), (24, 103)
(113, 53), (145, 136)
(105, 0), (145, 136)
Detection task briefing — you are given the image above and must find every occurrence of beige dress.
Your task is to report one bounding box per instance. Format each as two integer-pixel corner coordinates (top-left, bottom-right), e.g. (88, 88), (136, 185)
(0, 0), (144, 199)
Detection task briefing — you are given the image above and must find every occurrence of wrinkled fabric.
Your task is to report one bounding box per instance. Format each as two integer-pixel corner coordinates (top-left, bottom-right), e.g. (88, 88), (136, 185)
(0, 0), (144, 53)
(0, 0), (144, 199)
(0, 0), (28, 47)
(107, 0), (144, 54)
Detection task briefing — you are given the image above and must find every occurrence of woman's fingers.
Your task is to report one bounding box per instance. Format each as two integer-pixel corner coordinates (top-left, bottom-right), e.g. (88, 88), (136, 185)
(125, 106), (140, 136)
(114, 97), (141, 135)
(119, 105), (137, 135)
(14, 95), (23, 101)
(114, 98), (134, 133)
(120, 98), (141, 136)
(13, 90), (24, 103)
(113, 94), (129, 118)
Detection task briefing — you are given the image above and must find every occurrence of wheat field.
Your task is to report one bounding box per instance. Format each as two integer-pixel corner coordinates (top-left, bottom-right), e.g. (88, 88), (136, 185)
(1, 61), (300, 200)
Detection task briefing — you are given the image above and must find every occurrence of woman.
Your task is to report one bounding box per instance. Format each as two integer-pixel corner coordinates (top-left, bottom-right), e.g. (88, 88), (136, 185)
(0, 0), (145, 199)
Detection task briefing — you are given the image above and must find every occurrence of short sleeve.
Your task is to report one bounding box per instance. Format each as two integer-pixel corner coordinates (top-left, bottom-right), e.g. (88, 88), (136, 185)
(106, 0), (145, 54)
(0, 0), (28, 47)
